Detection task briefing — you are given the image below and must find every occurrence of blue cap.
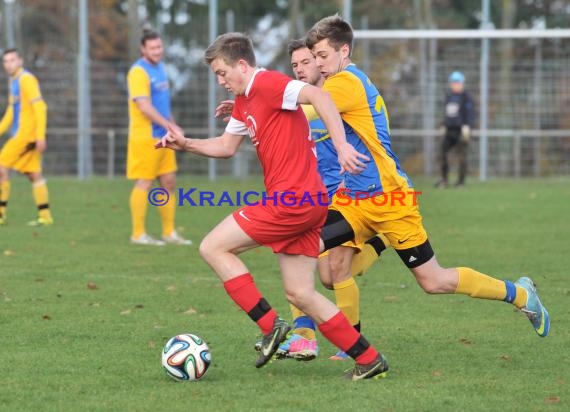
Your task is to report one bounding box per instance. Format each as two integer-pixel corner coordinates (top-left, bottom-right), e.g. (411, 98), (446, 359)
(448, 71), (465, 83)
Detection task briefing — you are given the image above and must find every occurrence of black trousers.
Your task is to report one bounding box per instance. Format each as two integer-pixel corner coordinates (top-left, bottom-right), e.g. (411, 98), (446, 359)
(440, 127), (468, 184)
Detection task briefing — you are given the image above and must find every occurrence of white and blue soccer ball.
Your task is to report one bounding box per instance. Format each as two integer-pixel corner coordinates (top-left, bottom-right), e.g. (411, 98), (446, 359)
(162, 333), (211, 381)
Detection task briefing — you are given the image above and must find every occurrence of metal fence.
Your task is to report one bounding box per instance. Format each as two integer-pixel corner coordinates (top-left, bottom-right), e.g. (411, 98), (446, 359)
(1, 1), (569, 179)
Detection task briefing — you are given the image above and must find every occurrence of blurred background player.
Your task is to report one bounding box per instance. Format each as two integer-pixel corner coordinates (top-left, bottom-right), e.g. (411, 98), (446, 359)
(435, 71), (475, 188)
(126, 29), (191, 246)
(276, 38), (388, 362)
(0, 48), (52, 226)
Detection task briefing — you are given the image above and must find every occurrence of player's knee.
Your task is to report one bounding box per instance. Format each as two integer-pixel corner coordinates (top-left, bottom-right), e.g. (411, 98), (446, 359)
(284, 288), (312, 310)
(416, 277), (446, 294)
(328, 259), (351, 282)
(198, 238), (216, 264)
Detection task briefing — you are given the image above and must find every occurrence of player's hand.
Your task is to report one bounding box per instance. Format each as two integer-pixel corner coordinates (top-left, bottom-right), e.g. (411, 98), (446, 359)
(167, 121), (184, 136)
(461, 125), (471, 142)
(438, 126), (446, 136)
(215, 100), (234, 122)
(155, 124), (188, 151)
(35, 140), (47, 153)
(337, 142), (369, 175)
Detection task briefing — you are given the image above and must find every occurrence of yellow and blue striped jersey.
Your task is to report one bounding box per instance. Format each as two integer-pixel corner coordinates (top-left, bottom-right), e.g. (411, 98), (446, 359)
(310, 118), (342, 198)
(127, 58), (171, 139)
(0, 67), (47, 141)
(322, 64), (411, 195)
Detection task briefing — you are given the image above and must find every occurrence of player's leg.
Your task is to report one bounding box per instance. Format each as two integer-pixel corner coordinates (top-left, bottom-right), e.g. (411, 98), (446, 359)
(279, 253), (388, 380)
(327, 245), (361, 360)
(0, 165), (9, 224)
(350, 234), (389, 276)
(436, 133), (453, 188)
(157, 150), (191, 245)
(456, 139), (468, 187)
(199, 213), (287, 367)
(26, 171), (53, 226)
(129, 178), (165, 245)
(397, 240), (550, 337)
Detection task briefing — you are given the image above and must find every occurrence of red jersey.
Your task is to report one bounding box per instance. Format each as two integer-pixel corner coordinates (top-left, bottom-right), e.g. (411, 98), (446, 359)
(226, 69), (325, 197)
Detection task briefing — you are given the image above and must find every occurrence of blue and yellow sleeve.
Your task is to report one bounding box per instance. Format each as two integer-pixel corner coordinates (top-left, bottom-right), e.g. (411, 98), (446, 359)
(21, 74), (47, 140)
(128, 66), (150, 101)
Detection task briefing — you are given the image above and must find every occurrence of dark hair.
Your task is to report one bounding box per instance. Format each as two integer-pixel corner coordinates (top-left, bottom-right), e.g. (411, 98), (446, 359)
(140, 28), (161, 46)
(287, 38), (307, 57)
(204, 32), (256, 67)
(305, 14), (353, 56)
(2, 48), (19, 57)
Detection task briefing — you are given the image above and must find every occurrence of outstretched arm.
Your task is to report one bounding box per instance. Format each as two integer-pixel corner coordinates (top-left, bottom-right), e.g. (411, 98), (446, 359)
(155, 125), (246, 159)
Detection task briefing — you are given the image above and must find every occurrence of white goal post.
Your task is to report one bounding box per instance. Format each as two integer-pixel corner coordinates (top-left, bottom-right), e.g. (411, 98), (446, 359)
(353, 28), (570, 180)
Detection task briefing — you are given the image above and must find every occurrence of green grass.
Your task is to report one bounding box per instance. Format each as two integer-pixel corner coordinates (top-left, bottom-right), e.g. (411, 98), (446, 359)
(0, 175), (569, 412)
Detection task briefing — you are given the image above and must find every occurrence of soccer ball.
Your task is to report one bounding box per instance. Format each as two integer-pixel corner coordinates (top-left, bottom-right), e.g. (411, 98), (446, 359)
(162, 333), (211, 381)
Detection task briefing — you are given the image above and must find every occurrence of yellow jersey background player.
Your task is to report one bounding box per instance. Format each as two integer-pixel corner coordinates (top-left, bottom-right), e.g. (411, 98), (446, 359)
(127, 29), (191, 246)
(306, 15), (549, 354)
(0, 48), (52, 226)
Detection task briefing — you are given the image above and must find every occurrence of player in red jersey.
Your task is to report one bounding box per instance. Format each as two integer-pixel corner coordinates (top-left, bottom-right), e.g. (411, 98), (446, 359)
(156, 32), (388, 380)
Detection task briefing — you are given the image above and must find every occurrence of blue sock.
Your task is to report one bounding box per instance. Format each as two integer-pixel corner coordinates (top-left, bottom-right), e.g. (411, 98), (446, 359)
(503, 280), (516, 304)
(294, 315), (316, 330)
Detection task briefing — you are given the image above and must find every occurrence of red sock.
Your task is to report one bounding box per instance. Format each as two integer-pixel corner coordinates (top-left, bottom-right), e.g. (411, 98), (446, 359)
(223, 273), (277, 334)
(318, 311), (378, 365)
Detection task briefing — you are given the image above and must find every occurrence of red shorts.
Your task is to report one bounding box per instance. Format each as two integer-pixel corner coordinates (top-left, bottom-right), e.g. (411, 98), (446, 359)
(233, 202), (327, 257)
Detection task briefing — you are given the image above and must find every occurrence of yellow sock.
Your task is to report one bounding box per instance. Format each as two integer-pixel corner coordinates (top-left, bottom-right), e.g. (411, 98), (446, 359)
(0, 180), (10, 217)
(158, 190), (176, 237)
(130, 187), (148, 238)
(289, 304), (316, 339)
(33, 180), (52, 220)
(333, 277), (360, 326)
(456, 267), (528, 309)
(350, 234), (389, 276)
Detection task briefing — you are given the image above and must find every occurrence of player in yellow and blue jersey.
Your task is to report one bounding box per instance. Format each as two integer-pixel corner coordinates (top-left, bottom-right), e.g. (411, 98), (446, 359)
(303, 17), (549, 374)
(127, 29), (191, 246)
(274, 39), (390, 362)
(0, 48), (52, 226)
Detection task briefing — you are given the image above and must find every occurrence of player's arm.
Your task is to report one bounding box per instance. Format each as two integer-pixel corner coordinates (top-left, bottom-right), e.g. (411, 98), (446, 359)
(297, 83), (368, 174)
(155, 124), (246, 159)
(128, 66), (180, 132)
(21, 75), (48, 151)
(0, 104), (13, 136)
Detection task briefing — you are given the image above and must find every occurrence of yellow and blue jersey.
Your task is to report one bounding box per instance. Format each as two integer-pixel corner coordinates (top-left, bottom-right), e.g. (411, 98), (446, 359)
(0, 68), (46, 141)
(322, 64), (411, 196)
(127, 58), (171, 139)
(310, 118), (342, 198)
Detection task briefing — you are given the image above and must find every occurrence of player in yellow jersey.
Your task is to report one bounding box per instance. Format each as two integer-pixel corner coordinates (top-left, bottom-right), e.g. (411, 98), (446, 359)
(127, 29), (191, 246)
(0, 48), (52, 226)
(276, 39), (391, 361)
(304, 16), (549, 360)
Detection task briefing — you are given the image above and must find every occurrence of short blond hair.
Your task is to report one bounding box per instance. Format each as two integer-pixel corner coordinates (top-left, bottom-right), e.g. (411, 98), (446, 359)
(204, 32), (256, 67)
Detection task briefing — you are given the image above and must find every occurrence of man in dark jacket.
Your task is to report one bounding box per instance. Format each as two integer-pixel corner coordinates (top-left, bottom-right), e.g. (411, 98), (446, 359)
(436, 71), (475, 188)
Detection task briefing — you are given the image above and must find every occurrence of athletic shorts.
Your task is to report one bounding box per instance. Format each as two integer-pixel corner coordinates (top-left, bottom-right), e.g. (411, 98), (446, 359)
(127, 135), (177, 180)
(329, 185), (427, 250)
(233, 202), (327, 258)
(0, 136), (42, 173)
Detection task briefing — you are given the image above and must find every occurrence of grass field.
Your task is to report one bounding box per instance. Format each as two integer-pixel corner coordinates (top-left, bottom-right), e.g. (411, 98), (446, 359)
(0, 175), (569, 412)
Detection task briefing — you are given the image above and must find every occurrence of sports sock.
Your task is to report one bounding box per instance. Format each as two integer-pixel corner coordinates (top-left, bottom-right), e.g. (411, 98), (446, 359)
(158, 190), (176, 237)
(318, 311), (378, 365)
(223, 273), (277, 335)
(333, 277), (360, 328)
(456, 267), (527, 309)
(130, 187), (148, 238)
(350, 234), (387, 276)
(32, 180), (52, 220)
(0, 180), (10, 218)
(289, 304), (316, 340)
